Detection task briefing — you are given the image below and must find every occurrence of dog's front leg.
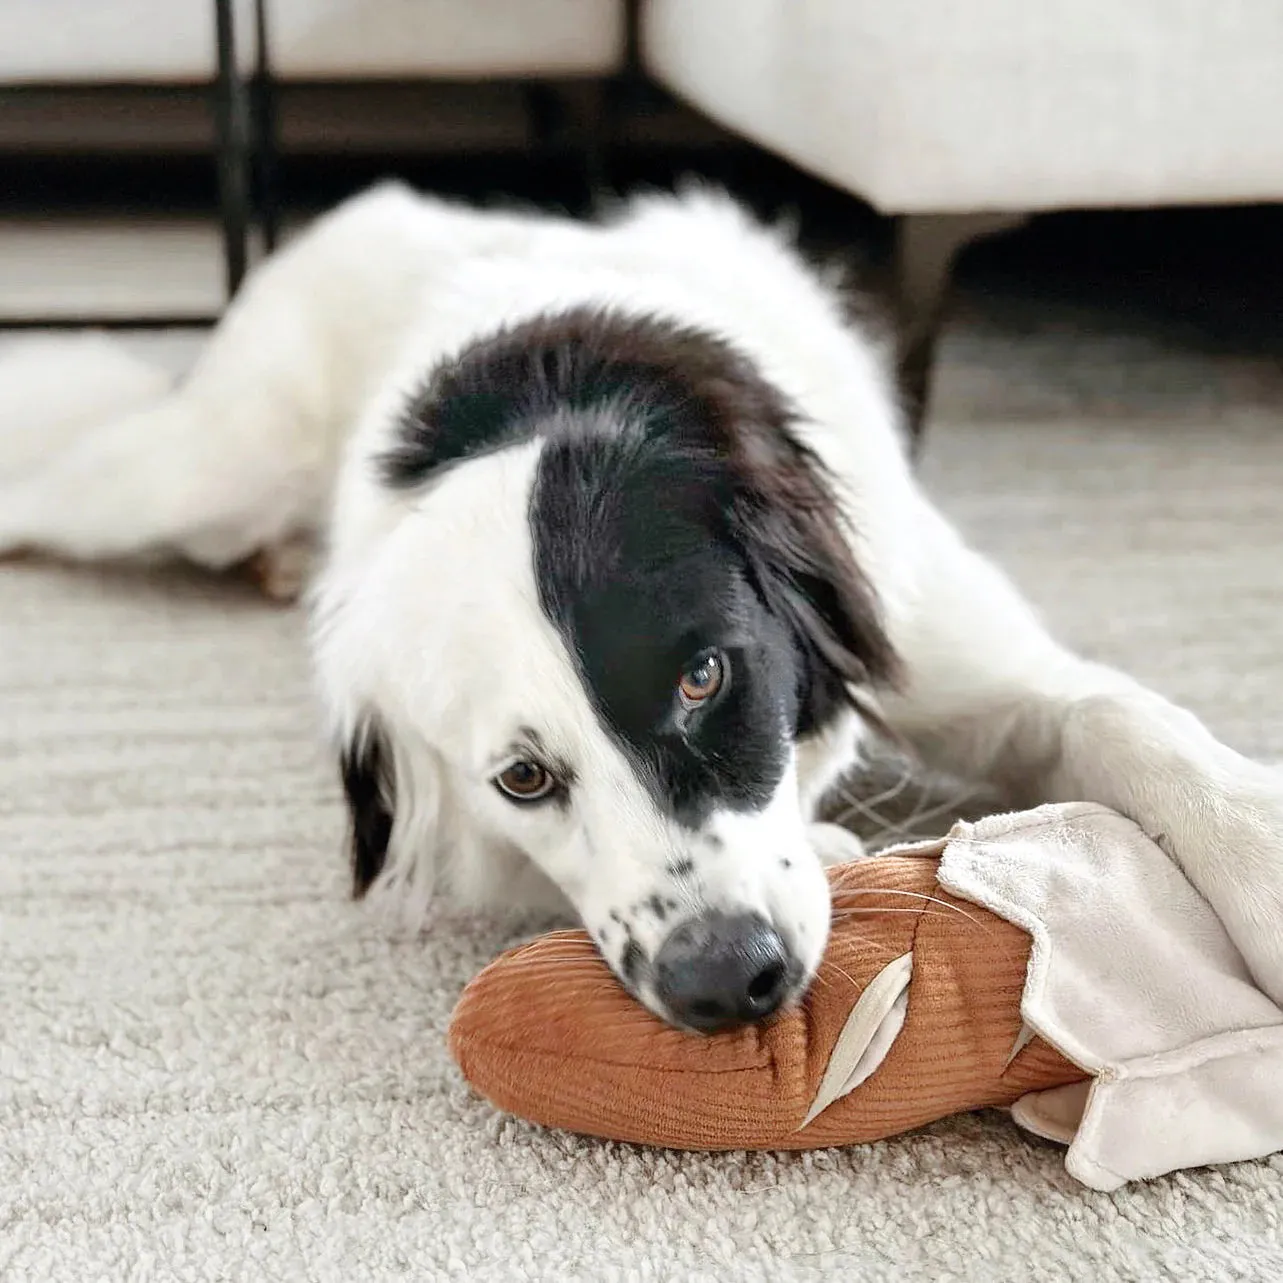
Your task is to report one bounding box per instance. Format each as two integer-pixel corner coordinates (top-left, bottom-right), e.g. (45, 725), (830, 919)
(1041, 678), (1283, 1004)
(244, 532), (317, 603)
(880, 510), (1283, 1004)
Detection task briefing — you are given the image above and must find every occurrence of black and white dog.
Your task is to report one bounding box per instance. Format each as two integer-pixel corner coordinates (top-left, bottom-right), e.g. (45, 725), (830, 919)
(3, 183), (1282, 1031)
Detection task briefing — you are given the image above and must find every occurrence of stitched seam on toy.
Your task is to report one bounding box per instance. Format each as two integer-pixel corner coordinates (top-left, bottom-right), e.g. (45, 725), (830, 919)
(864, 836), (948, 861)
(966, 803), (1122, 847)
(1106, 1024), (1283, 1080)
(1063, 1079), (1128, 1186)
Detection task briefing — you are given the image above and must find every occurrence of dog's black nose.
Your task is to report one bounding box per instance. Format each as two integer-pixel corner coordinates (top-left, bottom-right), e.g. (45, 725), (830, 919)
(653, 911), (792, 1031)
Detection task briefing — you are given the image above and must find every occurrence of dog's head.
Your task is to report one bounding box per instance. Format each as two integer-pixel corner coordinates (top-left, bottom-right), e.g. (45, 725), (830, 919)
(312, 308), (898, 1031)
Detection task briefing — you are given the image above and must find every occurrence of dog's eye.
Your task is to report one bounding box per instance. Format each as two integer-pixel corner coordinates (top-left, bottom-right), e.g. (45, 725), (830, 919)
(678, 651), (726, 708)
(494, 760), (557, 803)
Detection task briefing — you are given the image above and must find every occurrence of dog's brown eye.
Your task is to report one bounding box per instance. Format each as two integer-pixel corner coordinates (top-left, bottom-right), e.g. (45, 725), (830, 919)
(495, 760), (556, 802)
(678, 651), (725, 707)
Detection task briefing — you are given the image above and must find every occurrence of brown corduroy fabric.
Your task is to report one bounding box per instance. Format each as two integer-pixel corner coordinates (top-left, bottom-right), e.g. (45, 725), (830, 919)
(448, 850), (1088, 1151)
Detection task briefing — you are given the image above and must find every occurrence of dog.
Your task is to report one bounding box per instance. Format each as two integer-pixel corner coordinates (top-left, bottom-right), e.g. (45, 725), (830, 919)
(3, 182), (1282, 1031)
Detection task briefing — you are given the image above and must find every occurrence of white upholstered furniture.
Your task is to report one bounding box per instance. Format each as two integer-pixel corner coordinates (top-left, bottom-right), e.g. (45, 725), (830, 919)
(644, 0), (1283, 438)
(0, 0), (624, 83)
(0, 1), (627, 320)
(643, 0), (1283, 215)
(5, 0), (1278, 435)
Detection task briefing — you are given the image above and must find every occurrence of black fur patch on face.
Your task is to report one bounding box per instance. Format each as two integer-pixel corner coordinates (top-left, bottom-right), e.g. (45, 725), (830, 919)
(506, 308), (900, 826)
(378, 303), (898, 829)
(340, 718), (395, 898)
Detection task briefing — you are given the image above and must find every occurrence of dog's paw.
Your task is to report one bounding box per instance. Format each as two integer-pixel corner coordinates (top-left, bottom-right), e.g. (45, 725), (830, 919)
(0, 482), (36, 560)
(1177, 766), (1283, 1008)
(808, 822), (868, 868)
(244, 535), (315, 604)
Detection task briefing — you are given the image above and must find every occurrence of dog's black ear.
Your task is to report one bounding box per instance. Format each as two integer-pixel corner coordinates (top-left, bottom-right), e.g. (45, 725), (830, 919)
(620, 318), (902, 733)
(724, 420), (901, 734)
(339, 718), (395, 898)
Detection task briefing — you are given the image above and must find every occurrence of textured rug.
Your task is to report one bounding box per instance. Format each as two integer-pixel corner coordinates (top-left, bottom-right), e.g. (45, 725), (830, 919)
(2, 282), (1282, 1281)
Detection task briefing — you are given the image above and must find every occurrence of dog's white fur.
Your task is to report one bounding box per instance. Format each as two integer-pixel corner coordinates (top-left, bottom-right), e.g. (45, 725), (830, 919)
(4, 182), (1283, 1015)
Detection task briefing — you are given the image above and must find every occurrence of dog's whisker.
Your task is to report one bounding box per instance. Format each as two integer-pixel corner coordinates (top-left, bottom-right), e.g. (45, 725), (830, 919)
(820, 957), (882, 988)
(829, 888), (993, 934)
(517, 965), (615, 981)
(857, 760), (918, 811)
(829, 758), (917, 827)
(524, 951), (609, 965)
(820, 934), (896, 966)
(828, 752), (923, 824)
(830, 905), (932, 918)
(832, 886), (966, 911)
(830, 789), (904, 837)
(832, 907), (991, 938)
(891, 782), (988, 839)
(522, 956), (604, 967)
(808, 968), (835, 994)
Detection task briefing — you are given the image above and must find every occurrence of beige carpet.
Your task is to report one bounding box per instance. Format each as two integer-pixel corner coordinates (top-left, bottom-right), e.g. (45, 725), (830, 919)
(2, 287), (1282, 1281)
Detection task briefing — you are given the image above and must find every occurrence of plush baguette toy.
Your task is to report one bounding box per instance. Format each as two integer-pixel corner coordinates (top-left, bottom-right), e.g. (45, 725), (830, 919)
(449, 803), (1283, 1191)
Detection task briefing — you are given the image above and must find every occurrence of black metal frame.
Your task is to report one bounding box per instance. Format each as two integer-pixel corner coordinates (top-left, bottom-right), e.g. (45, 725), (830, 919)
(893, 212), (1029, 453)
(212, 0), (280, 296)
(0, 0), (966, 457)
(251, 0), (280, 253)
(0, 3), (265, 327)
(213, 0), (623, 284)
(0, 0), (621, 328)
(213, 0), (251, 297)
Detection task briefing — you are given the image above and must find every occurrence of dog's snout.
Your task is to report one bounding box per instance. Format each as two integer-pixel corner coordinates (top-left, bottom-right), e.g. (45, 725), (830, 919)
(653, 911), (792, 1032)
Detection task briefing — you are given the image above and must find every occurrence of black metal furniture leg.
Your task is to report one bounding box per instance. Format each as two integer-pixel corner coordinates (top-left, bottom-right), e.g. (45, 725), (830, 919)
(252, 0), (280, 252)
(213, 0), (252, 298)
(893, 211), (1027, 455)
(574, 81), (608, 209)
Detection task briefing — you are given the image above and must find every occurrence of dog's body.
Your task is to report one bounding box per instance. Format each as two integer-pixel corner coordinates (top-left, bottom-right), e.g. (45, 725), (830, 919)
(4, 183), (1283, 1028)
